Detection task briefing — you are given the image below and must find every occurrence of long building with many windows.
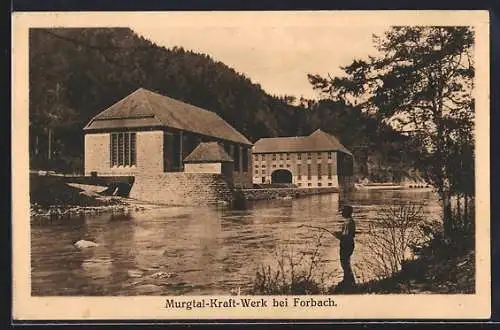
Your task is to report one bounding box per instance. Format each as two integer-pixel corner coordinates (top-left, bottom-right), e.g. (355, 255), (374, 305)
(251, 129), (353, 189)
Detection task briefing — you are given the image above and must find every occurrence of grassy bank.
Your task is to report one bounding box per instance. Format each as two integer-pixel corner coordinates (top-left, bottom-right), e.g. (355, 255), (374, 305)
(252, 235), (474, 295)
(344, 240), (474, 294)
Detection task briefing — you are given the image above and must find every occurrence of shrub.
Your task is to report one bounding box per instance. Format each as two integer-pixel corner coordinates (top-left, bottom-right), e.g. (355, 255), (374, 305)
(361, 202), (425, 279)
(252, 232), (333, 295)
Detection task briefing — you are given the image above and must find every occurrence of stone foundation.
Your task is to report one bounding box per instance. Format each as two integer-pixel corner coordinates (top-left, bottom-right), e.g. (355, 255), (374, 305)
(241, 187), (338, 201)
(129, 172), (233, 206)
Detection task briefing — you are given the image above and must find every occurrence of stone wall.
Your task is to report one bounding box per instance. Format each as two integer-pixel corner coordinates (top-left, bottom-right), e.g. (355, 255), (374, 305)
(129, 172), (233, 206)
(84, 133), (109, 175)
(232, 170), (253, 188)
(184, 162), (222, 174)
(84, 130), (164, 176)
(241, 187), (338, 201)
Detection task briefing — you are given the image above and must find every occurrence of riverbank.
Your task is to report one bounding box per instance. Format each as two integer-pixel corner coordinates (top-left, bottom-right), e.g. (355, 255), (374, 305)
(332, 238), (475, 294)
(241, 187), (338, 201)
(30, 174), (150, 219)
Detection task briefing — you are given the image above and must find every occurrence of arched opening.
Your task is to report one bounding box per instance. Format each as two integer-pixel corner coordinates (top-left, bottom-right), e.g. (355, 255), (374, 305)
(271, 169), (292, 184)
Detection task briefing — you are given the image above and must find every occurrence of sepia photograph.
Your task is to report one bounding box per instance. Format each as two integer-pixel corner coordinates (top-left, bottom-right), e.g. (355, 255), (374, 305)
(12, 10), (490, 320)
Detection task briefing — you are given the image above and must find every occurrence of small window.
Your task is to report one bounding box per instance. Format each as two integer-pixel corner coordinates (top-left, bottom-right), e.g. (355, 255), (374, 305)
(261, 164), (266, 168)
(261, 154), (265, 160)
(262, 177), (266, 183)
(261, 170), (265, 174)
(318, 182), (322, 187)
(307, 153), (311, 160)
(328, 152), (332, 159)
(272, 154), (277, 160)
(328, 182), (332, 186)
(279, 153), (284, 160)
(298, 153), (302, 160)
(318, 164), (322, 179)
(286, 164), (290, 167)
(308, 183), (312, 187)
(273, 164), (277, 168)
(255, 170), (259, 174)
(298, 183), (302, 187)
(242, 148), (249, 172)
(286, 153), (290, 160)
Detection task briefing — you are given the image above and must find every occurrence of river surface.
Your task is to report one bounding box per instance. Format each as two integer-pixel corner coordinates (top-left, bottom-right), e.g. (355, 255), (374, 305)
(31, 190), (441, 296)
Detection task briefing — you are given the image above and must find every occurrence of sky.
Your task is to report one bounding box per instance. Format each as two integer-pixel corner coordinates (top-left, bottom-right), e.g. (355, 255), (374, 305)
(130, 12), (391, 100)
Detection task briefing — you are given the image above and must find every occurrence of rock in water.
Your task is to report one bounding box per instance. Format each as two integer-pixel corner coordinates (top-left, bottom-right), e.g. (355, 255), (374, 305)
(74, 240), (99, 248)
(127, 269), (143, 278)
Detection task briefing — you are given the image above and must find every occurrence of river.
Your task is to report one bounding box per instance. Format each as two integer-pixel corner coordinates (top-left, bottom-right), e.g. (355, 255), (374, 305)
(31, 189), (441, 296)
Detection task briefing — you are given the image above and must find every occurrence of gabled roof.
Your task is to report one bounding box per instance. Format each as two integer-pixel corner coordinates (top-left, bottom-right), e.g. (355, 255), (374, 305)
(184, 142), (234, 163)
(252, 129), (352, 155)
(83, 88), (252, 145)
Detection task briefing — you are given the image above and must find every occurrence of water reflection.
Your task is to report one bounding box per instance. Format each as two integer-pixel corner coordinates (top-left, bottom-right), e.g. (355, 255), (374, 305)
(31, 189), (441, 296)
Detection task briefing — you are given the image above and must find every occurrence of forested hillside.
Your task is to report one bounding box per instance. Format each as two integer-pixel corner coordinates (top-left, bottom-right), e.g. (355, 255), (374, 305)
(29, 28), (416, 181)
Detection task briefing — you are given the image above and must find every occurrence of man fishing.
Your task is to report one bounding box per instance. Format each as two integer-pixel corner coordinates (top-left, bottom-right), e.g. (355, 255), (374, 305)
(334, 204), (356, 289)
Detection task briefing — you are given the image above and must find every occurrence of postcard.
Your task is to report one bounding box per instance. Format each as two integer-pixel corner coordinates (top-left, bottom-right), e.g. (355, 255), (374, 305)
(12, 10), (491, 320)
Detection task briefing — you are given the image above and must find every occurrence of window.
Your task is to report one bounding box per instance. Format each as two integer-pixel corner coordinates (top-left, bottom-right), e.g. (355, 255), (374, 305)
(234, 146), (241, 171)
(286, 164), (290, 168)
(279, 153), (284, 160)
(307, 153), (311, 160)
(272, 153), (277, 160)
(261, 164), (266, 168)
(255, 170), (259, 175)
(298, 183), (302, 187)
(318, 164), (322, 179)
(286, 153), (290, 160)
(297, 164), (302, 179)
(318, 182), (322, 187)
(298, 153), (302, 160)
(328, 152), (332, 159)
(328, 182), (332, 186)
(273, 164), (277, 168)
(308, 183), (312, 187)
(261, 154), (265, 161)
(262, 177), (266, 183)
(111, 132), (136, 167)
(255, 164), (259, 168)
(328, 164), (332, 179)
(261, 170), (266, 174)
(307, 164), (311, 180)
(242, 148), (249, 172)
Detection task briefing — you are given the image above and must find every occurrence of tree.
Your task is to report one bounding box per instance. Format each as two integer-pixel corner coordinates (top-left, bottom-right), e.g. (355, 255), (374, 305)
(308, 26), (475, 237)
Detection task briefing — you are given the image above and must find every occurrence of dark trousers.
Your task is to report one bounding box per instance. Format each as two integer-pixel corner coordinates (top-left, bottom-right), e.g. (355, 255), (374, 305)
(340, 240), (355, 286)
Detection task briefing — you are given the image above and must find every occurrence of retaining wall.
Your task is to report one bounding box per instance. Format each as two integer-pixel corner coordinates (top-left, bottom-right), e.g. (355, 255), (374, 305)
(129, 172), (233, 206)
(241, 187), (338, 201)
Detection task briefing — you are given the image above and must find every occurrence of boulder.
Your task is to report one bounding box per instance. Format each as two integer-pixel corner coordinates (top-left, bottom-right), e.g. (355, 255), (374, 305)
(74, 239), (99, 248)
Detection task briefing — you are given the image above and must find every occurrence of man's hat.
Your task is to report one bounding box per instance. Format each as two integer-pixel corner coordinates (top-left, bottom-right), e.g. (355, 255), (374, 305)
(341, 205), (353, 218)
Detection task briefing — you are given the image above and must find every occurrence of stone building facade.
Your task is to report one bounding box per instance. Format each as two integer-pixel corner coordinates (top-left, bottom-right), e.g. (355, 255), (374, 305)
(83, 88), (253, 196)
(252, 129), (354, 189)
